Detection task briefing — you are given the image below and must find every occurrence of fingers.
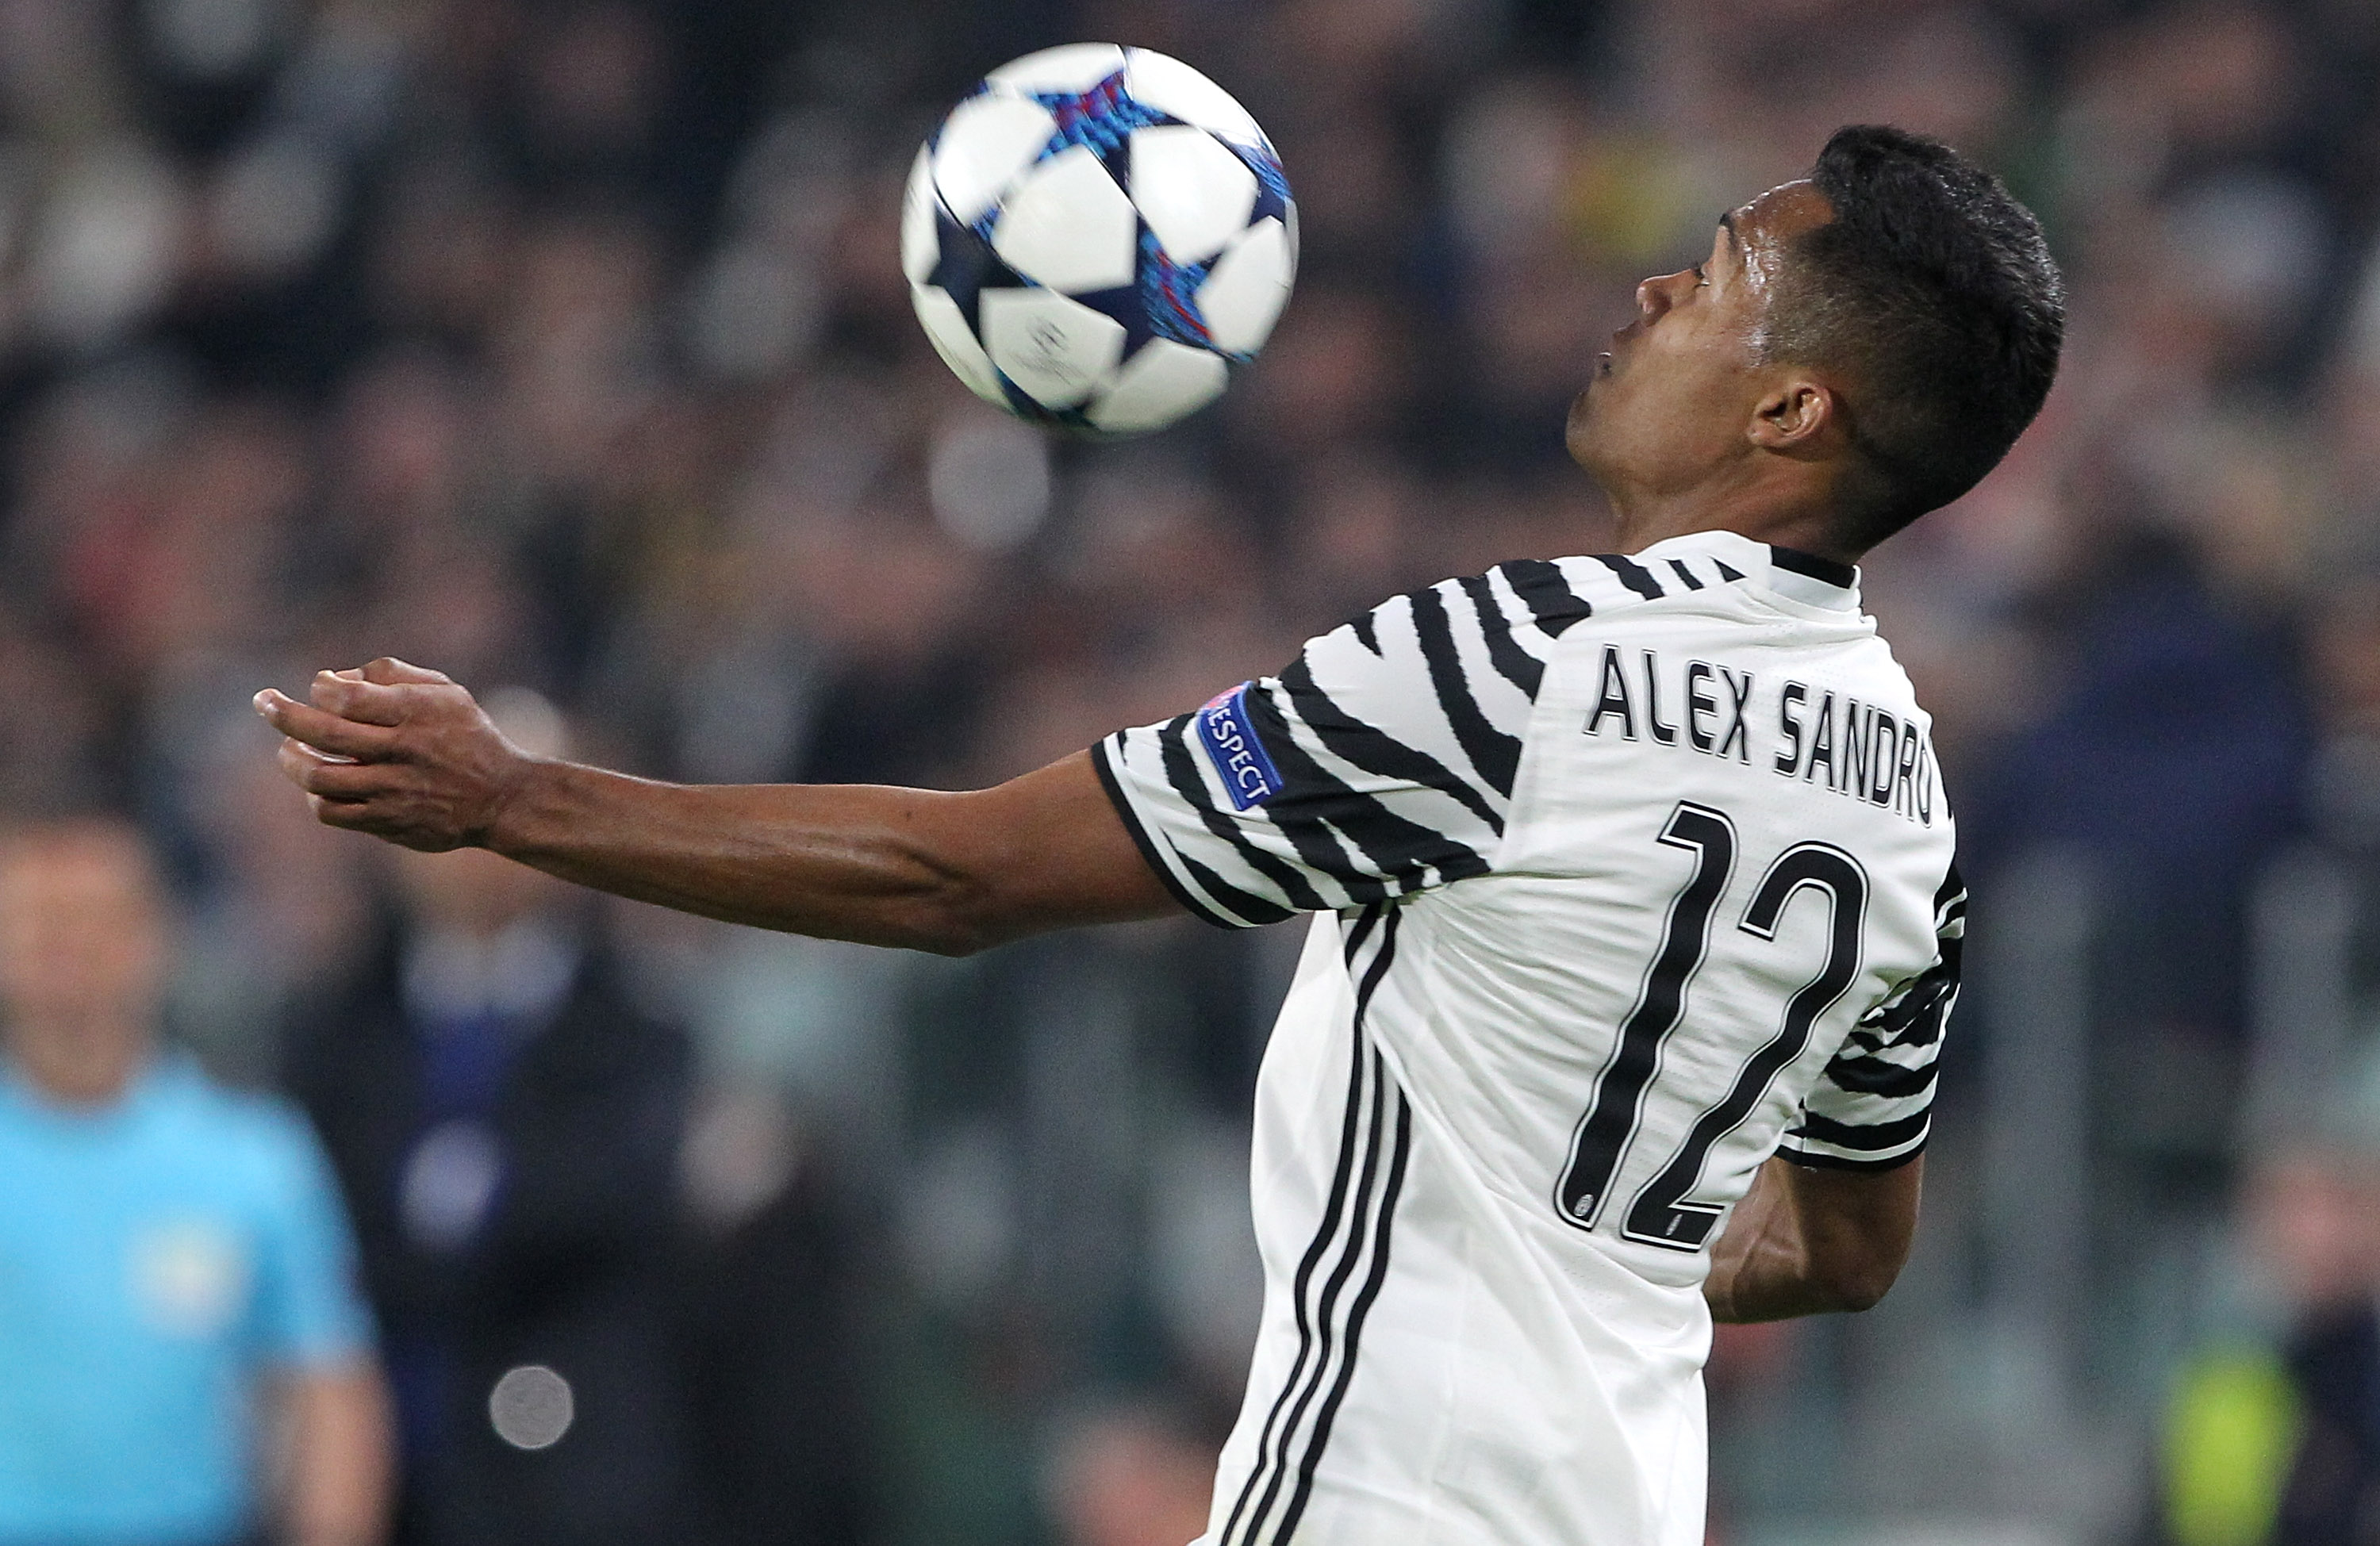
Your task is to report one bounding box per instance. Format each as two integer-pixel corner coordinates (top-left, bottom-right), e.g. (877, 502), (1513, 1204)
(255, 659), (498, 854)
(361, 658), (452, 686)
(254, 690), (399, 761)
(308, 671), (419, 727)
(277, 738), (384, 799)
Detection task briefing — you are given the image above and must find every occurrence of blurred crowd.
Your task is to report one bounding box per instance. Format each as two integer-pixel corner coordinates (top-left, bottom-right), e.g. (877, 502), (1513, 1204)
(2, 0), (2379, 1543)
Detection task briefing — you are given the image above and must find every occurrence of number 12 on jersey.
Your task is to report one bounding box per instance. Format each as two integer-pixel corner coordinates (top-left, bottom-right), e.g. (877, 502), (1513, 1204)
(1556, 801), (1868, 1251)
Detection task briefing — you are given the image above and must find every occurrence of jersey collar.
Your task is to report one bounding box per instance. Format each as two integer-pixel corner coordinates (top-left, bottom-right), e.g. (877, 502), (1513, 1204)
(1635, 530), (1862, 611)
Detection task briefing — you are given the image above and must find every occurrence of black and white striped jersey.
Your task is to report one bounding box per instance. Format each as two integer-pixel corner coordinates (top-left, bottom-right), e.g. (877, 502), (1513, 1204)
(1092, 528), (1961, 1546)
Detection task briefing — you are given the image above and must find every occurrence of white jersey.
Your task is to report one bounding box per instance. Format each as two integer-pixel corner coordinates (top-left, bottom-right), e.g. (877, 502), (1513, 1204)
(1093, 529), (1964, 1546)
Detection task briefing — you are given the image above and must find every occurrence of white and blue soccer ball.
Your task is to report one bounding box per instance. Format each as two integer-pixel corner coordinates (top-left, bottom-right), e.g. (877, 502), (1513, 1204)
(902, 43), (1297, 436)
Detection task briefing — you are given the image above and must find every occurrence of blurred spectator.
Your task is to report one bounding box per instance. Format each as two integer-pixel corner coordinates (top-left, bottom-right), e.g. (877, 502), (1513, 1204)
(281, 696), (703, 1546)
(2264, 1129), (2380, 1545)
(1042, 1402), (1221, 1546)
(2148, 1130), (2380, 1546)
(678, 1085), (881, 1546)
(0, 816), (390, 1546)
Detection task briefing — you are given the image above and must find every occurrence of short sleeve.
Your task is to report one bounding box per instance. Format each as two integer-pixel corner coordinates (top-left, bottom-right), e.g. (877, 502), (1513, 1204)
(1092, 564), (1592, 928)
(1778, 866), (1965, 1172)
(245, 1106), (376, 1368)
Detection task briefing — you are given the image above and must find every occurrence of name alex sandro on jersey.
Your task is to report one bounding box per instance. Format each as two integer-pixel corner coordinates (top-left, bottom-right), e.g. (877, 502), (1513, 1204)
(1581, 644), (1940, 827)
(1199, 646), (1940, 829)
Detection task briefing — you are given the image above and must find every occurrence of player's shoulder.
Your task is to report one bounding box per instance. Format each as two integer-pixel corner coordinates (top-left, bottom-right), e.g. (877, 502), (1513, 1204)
(1330, 546), (1758, 654)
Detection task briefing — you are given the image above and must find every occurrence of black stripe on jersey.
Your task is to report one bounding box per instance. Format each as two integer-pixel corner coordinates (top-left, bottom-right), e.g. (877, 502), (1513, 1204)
(1273, 1080), (1412, 1543)
(1220, 908), (1399, 1546)
(1279, 657), (1501, 834)
(1156, 718), (1335, 914)
(1236, 913), (1404, 1546)
(1820, 1053), (1939, 1101)
(1857, 940), (1960, 1049)
(1500, 558), (1594, 635)
(1240, 684), (1480, 895)
(1935, 865), (1968, 923)
(1092, 738), (1241, 926)
(1350, 610), (1383, 656)
(1779, 1127), (1929, 1171)
(1456, 572), (1545, 699)
(1770, 545), (1857, 588)
(1791, 1107), (1930, 1154)
(1595, 553), (1668, 600)
(1179, 850), (1298, 928)
(1666, 558), (1706, 591)
(1409, 584), (1523, 797)
(1714, 558), (1745, 582)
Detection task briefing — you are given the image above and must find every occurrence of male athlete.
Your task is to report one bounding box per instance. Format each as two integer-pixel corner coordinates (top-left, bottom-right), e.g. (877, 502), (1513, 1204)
(258, 125), (2063, 1544)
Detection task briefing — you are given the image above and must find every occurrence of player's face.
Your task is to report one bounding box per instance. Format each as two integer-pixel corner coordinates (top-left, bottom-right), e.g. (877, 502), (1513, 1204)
(1565, 181), (1833, 504)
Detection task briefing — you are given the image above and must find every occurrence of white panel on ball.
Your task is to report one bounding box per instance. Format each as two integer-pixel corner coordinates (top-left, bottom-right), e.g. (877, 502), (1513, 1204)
(980, 289), (1127, 409)
(911, 286), (1008, 405)
(1128, 127), (1257, 266)
(1197, 217), (1294, 356)
(931, 96), (1059, 225)
(900, 147), (940, 285)
(986, 42), (1127, 94)
(990, 146), (1139, 292)
(1088, 340), (1229, 433)
(1123, 49), (1263, 144)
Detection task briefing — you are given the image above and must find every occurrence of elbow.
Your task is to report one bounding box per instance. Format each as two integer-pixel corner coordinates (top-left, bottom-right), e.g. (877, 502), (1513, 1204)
(1815, 1250), (1906, 1314)
(914, 919), (996, 958)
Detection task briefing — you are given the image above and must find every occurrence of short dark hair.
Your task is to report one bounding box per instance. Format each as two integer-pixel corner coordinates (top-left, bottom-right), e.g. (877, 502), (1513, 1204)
(1764, 125), (2065, 546)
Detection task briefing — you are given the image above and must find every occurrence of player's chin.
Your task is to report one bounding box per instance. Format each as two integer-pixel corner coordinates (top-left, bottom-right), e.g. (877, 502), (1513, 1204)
(1563, 387), (1600, 466)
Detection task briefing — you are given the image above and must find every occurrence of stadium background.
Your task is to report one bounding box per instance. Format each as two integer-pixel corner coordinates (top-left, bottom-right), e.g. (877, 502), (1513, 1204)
(4, 0), (2378, 1541)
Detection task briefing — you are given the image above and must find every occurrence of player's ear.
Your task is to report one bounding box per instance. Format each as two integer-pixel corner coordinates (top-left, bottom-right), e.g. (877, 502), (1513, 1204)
(1747, 377), (1835, 455)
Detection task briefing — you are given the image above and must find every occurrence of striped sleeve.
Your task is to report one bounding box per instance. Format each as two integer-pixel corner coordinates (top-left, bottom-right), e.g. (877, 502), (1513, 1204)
(1091, 562), (1595, 927)
(1779, 866), (1965, 1171)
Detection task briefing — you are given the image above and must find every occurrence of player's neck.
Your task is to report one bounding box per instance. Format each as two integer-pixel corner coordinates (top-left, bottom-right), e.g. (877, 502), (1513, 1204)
(1608, 481), (1861, 569)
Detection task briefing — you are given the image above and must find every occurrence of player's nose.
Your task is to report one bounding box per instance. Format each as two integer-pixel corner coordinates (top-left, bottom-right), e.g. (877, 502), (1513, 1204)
(1634, 270), (1686, 321)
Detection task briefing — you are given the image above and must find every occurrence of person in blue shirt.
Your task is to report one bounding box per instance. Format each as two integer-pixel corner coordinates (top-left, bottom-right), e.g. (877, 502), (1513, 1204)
(0, 816), (392, 1546)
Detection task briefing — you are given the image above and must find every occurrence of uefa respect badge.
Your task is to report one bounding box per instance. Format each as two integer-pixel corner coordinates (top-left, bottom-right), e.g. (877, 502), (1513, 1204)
(1196, 682), (1284, 811)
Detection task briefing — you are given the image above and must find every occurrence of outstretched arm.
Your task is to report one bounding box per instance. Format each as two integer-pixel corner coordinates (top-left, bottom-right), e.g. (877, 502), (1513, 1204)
(255, 659), (1180, 955)
(1702, 1153), (1923, 1322)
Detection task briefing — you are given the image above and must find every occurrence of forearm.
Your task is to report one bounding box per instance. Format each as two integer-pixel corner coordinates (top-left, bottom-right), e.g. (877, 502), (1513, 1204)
(1702, 1156), (1920, 1323)
(484, 751), (1168, 954)
(1702, 1179), (1845, 1324)
(277, 1364), (391, 1546)
(489, 763), (988, 949)
(258, 666), (1178, 950)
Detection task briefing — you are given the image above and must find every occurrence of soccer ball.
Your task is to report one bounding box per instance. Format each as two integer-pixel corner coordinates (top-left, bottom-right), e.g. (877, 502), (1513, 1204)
(901, 43), (1297, 436)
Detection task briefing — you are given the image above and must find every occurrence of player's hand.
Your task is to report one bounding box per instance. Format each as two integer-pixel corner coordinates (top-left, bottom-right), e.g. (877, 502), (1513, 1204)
(252, 658), (532, 852)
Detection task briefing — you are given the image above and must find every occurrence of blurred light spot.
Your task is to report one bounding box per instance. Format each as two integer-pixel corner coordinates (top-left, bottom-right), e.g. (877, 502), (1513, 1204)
(900, 1120), (1016, 1308)
(2163, 175), (2325, 320)
(685, 243), (820, 382)
(212, 135), (342, 280)
(681, 1087), (798, 1232)
(929, 418), (1051, 552)
(399, 1122), (503, 1251)
(480, 685), (571, 761)
(131, 1218), (250, 1337)
(145, 0), (286, 79)
(489, 1364), (574, 1450)
(29, 145), (184, 348)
